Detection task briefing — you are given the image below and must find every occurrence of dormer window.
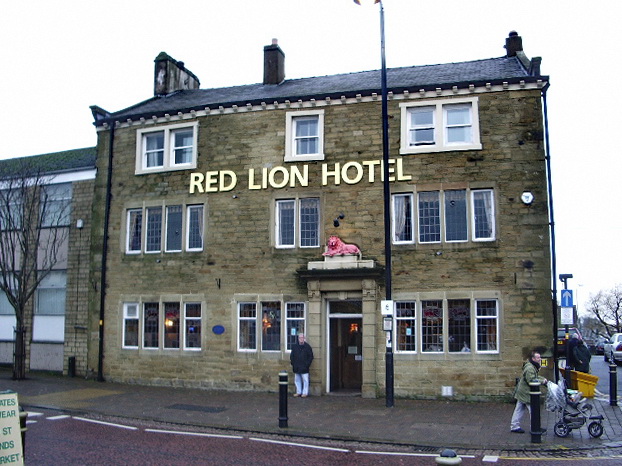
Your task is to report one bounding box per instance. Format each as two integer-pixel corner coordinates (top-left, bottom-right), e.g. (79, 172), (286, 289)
(136, 122), (198, 174)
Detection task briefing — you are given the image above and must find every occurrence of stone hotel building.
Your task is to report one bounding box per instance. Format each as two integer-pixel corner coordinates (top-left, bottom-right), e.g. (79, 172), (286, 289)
(85, 31), (552, 398)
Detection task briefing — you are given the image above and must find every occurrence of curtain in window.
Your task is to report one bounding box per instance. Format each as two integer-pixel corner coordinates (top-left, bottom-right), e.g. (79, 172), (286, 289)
(393, 195), (406, 241)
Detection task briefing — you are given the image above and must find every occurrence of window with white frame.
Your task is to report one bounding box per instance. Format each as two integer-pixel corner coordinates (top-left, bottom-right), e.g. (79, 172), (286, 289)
(261, 301), (281, 351)
(475, 300), (498, 352)
(237, 299), (306, 353)
(393, 297), (499, 354)
(41, 183), (72, 227)
(165, 205), (182, 252)
(418, 192), (441, 243)
(146, 207), (162, 253)
(284, 110), (325, 162)
(448, 299), (471, 353)
(286, 302), (306, 351)
(275, 198), (320, 248)
(421, 300), (443, 352)
(400, 97), (482, 154)
(186, 205), (204, 251)
(123, 300), (202, 350)
(184, 303), (202, 350)
(143, 302), (159, 349)
(471, 189), (495, 241)
(164, 302), (180, 349)
(238, 302), (257, 351)
(136, 122), (198, 174)
(395, 301), (416, 352)
(125, 203), (205, 254)
(392, 193), (414, 244)
(123, 303), (139, 348)
(393, 188), (495, 245)
(127, 209), (143, 253)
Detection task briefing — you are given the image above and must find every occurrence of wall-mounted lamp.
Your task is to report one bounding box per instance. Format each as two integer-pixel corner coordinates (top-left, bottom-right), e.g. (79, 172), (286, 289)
(76, 219), (84, 229)
(333, 213), (345, 227)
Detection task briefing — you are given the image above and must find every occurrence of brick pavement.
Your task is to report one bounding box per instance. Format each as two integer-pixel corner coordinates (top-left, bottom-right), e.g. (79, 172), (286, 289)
(2, 369), (622, 453)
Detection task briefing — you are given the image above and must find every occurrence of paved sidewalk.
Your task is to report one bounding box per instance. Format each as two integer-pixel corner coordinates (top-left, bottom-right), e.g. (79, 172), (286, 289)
(2, 369), (622, 452)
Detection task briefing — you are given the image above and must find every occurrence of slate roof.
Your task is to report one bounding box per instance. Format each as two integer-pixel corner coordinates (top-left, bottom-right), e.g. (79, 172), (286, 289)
(103, 55), (547, 125)
(0, 147), (96, 178)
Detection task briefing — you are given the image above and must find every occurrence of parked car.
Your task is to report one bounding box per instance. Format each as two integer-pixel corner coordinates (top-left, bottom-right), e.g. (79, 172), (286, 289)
(556, 327), (582, 358)
(604, 333), (622, 363)
(595, 337), (606, 355)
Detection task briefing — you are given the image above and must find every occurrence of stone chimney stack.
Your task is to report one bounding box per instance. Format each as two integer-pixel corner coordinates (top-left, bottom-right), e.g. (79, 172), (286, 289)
(504, 31), (523, 57)
(154, 52), (200, 97)
(263, 39), (285, 85)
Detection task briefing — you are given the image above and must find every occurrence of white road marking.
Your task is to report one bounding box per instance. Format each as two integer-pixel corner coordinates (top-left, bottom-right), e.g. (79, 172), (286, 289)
(483, 455), (499, 462)
(145, 428), (243, 439)
(72, 416), (138, 430)
(250, 437), (349, 452)
(46, 415), (70, 420)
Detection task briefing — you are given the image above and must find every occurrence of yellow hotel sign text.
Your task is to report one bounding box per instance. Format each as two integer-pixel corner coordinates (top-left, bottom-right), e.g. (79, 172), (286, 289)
(189, 158), (412, 194)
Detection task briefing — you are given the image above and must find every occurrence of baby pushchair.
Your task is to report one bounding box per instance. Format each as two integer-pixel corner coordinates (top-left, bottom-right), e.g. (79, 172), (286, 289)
(545, 378), (604, 438)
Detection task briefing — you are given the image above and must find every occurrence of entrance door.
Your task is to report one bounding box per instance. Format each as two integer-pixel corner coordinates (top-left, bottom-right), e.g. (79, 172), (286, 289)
(328, 301), (362, 392)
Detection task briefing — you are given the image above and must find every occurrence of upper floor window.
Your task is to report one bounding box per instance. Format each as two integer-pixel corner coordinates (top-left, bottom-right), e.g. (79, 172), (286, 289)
(275, 198), (320, 249)
(136, 122), (198, 174)
(399, 97), (482, 154)
(125, 203), (204, 254)
(35, 271), (66, 315)
(391, 188), (495, 245)
(41, 183), (72, 227)
(285, 110), (325, 162)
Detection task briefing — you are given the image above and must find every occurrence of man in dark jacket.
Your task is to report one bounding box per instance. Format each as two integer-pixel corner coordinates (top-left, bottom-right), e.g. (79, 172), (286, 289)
(290, 333), (314, 397)
(573, 338), (591, 373)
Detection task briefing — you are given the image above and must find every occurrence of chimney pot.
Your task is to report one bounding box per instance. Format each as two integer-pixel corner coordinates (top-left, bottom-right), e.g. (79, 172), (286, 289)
(504, 31), (523, 57)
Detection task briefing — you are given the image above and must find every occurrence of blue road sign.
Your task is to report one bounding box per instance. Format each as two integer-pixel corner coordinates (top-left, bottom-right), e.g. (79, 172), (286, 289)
(561, 289), (574, 308)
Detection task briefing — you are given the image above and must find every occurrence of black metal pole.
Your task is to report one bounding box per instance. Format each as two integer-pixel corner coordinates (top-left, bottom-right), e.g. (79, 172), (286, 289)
(378, 0), (393, 409)
(529, 379), (542, 443)
(278, 371), (288, 428)
(542, 86), (559, 384)
(609, 363), (618, 407)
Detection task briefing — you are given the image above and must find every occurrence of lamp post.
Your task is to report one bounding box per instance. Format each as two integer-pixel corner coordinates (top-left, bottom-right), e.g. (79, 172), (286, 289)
(560, 273), (573, 390)
(355, 0), (393, 408)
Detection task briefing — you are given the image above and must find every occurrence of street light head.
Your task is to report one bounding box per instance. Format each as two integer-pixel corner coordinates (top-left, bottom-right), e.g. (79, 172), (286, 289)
(559, 274), (573, 281)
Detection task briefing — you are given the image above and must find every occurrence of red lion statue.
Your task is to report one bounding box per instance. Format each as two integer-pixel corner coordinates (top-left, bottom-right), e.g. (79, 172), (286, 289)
(323, 235), (361, 257)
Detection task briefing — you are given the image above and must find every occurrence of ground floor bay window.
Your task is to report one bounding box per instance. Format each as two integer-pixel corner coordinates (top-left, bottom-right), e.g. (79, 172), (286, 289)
(394, 295), (499, 355)
(122, 300), (202, 351)
(237, 299), (306, 352)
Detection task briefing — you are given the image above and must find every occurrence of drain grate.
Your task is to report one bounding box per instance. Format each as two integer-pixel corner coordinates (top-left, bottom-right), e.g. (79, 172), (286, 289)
(167, 403), (227, 413)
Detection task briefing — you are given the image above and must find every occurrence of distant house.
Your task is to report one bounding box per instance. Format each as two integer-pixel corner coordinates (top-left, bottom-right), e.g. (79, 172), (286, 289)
(87, 32), (552, 398)
(0, 148), (96, 375)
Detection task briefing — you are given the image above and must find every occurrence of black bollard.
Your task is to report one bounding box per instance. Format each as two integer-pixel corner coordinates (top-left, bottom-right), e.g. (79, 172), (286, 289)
(19, 406), (27, 459)
(609, 363), (618, 407)
(529, 379), (543, 443)
(278, 371), (288, 428)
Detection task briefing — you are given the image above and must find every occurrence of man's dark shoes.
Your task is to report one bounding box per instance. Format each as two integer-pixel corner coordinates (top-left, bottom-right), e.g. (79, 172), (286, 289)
(511, 428), (525, 433)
